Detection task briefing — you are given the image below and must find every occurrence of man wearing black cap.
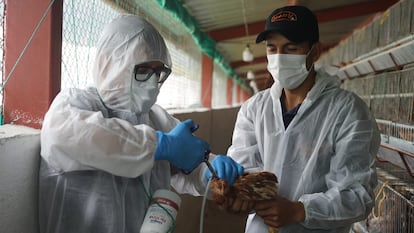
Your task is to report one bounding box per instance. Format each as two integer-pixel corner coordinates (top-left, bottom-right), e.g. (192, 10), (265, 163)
(223, 5), (380, 233)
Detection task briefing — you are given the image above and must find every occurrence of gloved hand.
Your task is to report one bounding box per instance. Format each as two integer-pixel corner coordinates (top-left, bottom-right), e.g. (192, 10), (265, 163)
(205, 155), (244, 185)
(155, 119), (210, 173)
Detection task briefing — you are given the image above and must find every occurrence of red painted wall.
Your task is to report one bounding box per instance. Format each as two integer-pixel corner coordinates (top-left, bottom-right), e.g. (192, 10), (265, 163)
(242, 89), (250, 102)
(226, 78), (233, 106)
(201, 54), (213, 108)
(236, 85), (241, 104)
(3, 0), (63, 128)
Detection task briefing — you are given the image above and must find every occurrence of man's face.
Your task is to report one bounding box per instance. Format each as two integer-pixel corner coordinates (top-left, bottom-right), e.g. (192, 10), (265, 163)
(265, 33), (310, 55)
(265, 33), (320, 69)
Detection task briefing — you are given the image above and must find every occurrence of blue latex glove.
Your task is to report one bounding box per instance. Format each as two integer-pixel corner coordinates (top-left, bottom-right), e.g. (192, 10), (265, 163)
(205, 155), (244, 185)
(155, 119), (210, 173)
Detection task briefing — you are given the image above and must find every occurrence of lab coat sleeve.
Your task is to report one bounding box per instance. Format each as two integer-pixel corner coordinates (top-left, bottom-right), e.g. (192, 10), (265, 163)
(170, 162), (209, 196)
(40, 89), (158, 178)
(228, 96), (264, 171)
(299, 95), (380, 229)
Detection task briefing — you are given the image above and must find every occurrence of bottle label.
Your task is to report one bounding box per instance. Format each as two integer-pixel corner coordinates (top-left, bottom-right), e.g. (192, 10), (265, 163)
(140, 196), (179, 233)
(152, 197), (179, 211)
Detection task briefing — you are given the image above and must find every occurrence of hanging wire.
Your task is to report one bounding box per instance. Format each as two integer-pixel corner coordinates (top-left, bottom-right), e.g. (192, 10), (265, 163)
(0, 0), (57, 94)
(240, 0), (249, 37)
(240, 0), (254, 63)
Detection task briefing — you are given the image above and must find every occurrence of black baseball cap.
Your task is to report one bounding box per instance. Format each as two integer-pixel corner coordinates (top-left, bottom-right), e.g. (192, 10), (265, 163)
(256, 5), (319, 44)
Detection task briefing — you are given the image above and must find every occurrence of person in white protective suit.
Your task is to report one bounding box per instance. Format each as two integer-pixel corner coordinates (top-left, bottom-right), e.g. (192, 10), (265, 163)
(220, 5), (381, 233)
(39, 14), (243, 233)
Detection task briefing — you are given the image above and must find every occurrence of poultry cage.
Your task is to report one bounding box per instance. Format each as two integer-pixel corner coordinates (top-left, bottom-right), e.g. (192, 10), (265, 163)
(353, 153), (414, 233)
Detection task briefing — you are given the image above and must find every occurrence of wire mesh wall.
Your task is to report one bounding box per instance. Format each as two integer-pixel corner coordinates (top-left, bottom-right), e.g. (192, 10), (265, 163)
(61, 0), (210, 109)
(61, 0), (120, 89)
(0, 0), (5, 124)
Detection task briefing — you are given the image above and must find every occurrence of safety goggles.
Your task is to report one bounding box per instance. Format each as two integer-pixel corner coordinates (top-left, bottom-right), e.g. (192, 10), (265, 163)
(133, 64), (172, 83)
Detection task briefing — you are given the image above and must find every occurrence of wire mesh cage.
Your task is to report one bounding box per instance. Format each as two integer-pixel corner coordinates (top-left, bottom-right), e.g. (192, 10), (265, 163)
(367, 183), (414, 233)
(377, 120), (414, 144)
(353, 162), (414, 233)
(342, 67), (414, 146)
(367, 169), (414, 233)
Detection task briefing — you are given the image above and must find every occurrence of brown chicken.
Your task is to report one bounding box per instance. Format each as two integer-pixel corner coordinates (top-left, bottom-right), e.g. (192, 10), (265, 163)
(209, 171), (279, 233)
(209, 171), (278, 205)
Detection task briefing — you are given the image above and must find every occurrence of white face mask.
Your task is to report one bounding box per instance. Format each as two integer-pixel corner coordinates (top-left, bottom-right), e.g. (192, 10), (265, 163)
(130, 73), (160, 113)
(267, 48), (314, 90)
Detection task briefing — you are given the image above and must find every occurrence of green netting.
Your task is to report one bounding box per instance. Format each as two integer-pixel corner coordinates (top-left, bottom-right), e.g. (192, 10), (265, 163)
(153, 0), (246, 89)
(112, 0), (248, 90)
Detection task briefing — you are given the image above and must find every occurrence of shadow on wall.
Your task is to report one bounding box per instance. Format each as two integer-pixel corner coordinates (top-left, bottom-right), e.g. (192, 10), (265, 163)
(172, 106), (248, 233)
(173, 107), (240, 154)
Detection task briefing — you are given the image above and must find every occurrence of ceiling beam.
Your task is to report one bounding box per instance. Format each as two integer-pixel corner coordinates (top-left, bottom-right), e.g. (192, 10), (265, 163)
(315, 0), (398, 23)
(230, 56), (267, 68)
(238, 70), (269, 78)
(207, 21), (264, 42)
(207, 0), (398, 42)
(244, 75), (273, 88)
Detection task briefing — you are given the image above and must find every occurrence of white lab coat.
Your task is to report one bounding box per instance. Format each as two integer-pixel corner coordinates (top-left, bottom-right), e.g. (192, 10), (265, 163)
(39, 15), (205, 233)
(228, 71), (380, 233)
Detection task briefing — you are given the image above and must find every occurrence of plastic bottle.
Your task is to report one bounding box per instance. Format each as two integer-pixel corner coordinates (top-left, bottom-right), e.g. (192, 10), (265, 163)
(140, 189), (182, 233)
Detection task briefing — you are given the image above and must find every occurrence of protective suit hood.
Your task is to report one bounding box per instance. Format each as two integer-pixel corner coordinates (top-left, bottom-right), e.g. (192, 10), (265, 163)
(93, 14), (172, 113)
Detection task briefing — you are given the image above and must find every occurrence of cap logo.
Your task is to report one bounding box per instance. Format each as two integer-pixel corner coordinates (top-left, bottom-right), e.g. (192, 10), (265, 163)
(271, 11), (297, 22)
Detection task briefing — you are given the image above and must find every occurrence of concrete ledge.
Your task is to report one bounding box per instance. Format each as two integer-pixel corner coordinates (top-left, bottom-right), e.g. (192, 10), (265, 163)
(0, 124), (40, 138)
(0, 124), (40, 233)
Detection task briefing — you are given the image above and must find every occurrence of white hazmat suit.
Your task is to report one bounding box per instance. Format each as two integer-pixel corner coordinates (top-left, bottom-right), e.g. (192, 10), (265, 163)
(39, 15), (205, 233)
(228, 71), (380, 233)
